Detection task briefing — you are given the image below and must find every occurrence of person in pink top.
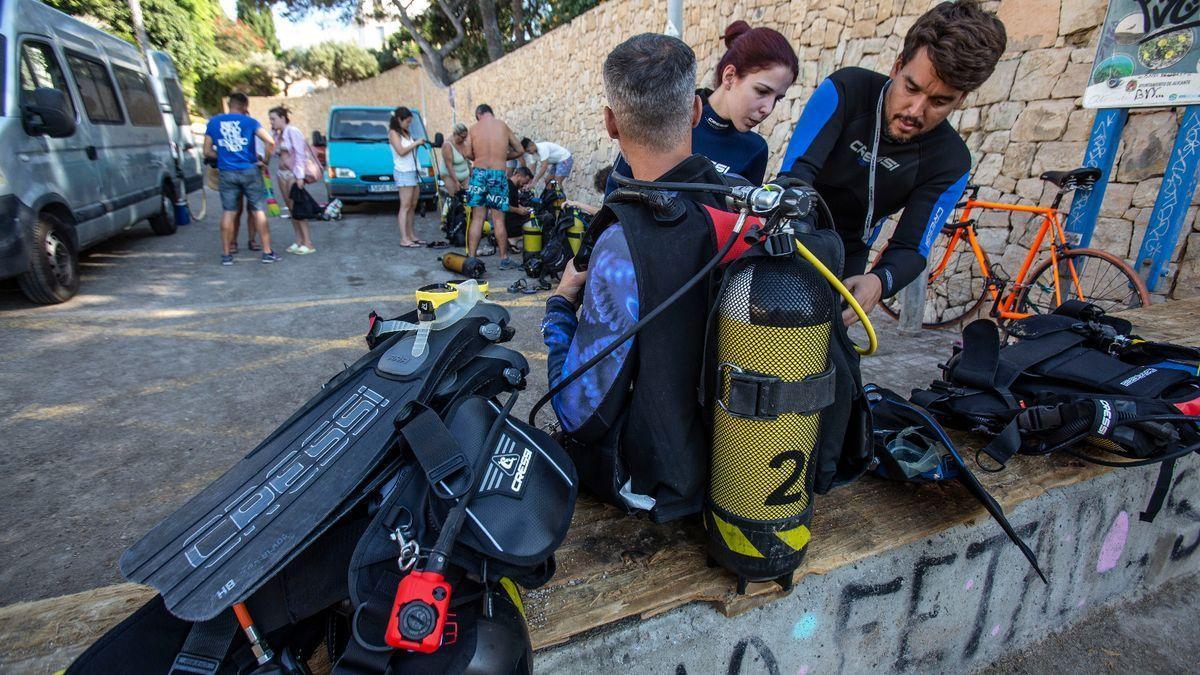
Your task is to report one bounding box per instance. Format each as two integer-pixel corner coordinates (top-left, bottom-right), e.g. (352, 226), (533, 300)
(269, 107), (316, 254)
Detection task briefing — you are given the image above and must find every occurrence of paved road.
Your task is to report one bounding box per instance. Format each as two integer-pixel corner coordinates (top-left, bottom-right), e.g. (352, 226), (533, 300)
(0, 185), (945, 605)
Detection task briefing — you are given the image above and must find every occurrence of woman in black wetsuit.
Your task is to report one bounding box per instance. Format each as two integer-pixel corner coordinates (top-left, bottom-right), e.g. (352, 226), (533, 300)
(606, 21), (798, 194)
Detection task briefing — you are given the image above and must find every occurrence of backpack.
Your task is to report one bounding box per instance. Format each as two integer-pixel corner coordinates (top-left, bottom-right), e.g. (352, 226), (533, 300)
(911, 301), (1200, 523)
(443, 191), (468, 246)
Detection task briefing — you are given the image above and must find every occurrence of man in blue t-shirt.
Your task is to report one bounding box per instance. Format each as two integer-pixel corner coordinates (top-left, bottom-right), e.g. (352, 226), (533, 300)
(205, 92), (277, 265)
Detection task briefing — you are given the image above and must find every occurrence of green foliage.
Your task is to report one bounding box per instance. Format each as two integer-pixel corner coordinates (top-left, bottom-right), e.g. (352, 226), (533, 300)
(372, 31), (421, 72)
(237, 0), (281, 54)
(298, 41), (380, 85)
(195, 56), (280, 112)
(43, 0), (221, 94)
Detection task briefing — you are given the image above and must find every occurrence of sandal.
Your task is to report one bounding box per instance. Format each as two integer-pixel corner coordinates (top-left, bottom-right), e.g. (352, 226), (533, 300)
(425, 240), (451, 249)
(508, 279), (540, 295)
(399, 242), (422, 248)
(248, 241), (261, 251)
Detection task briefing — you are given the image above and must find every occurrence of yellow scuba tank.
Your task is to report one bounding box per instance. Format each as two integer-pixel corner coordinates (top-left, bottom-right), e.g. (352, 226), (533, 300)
(522, 217), (542, 255)
(565, 207), (584, 255)
(441, 252), (486, 279)
(704, 252), (836, 592)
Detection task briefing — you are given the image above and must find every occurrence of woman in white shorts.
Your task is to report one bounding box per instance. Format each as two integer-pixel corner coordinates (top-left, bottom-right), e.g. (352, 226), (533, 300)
(388, 106), (424, 247)
(269, 107), (316, 254)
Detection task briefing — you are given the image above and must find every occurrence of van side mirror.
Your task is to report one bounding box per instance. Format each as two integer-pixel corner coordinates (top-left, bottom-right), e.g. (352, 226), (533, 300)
(312, 131), (327, 147)
(161, 102), (172, 113)
(22, 88), (75, 138)
(431, 132), (444, 148)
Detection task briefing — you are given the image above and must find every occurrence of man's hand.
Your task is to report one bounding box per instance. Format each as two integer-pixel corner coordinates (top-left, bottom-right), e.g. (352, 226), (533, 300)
(841, 273), (882, 327)
(553, 259), (587, 306)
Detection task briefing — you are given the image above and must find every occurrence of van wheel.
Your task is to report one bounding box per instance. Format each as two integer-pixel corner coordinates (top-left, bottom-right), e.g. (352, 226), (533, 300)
(18, 212), (79, 304)
(148, 187), (177, 236)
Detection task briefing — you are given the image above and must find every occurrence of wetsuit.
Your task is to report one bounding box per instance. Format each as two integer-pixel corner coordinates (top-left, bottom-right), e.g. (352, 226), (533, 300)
(606, 89), (768, 195)
(781, 67), (971, 298)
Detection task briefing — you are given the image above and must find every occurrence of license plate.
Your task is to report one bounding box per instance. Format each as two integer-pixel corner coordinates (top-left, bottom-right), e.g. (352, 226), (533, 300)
(369, 184), (399, 193)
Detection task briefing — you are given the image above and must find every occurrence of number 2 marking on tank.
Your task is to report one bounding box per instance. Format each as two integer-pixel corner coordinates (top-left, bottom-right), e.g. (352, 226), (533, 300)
(764, 450), (808, 506)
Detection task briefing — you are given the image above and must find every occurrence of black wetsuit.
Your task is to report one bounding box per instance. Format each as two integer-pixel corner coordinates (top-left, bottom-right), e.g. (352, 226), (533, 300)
(606, 89), (769, 195)
(781, 67), (971, 297)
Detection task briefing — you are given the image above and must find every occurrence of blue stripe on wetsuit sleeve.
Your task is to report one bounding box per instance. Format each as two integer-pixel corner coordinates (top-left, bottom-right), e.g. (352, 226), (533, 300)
(919, 172), (970, 256)
(780, 78), (839, 175)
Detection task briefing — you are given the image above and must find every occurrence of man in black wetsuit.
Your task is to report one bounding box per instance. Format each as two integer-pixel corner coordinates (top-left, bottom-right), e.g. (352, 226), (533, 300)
(780, 0), (1007, 325)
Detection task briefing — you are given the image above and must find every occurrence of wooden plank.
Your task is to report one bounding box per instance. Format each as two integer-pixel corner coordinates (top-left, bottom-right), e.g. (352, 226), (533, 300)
(3, 298), (1195, 669)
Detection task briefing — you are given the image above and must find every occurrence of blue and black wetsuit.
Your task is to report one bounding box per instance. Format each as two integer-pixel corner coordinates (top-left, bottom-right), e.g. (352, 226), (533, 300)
(781, 67), (972, 297)
(606, 89), (769, 195)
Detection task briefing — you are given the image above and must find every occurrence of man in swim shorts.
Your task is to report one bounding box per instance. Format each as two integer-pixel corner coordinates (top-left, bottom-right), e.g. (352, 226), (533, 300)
(458, 104), (525, 269)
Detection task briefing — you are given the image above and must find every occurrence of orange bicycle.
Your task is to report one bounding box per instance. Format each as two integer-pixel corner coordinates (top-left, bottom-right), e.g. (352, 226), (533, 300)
(881, 167), (1150, 328)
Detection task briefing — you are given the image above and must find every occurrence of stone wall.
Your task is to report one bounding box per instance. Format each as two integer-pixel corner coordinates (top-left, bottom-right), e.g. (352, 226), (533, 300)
(253, 0), (1200, 297)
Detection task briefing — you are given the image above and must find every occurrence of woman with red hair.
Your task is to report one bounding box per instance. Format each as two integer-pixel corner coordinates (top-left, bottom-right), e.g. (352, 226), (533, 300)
(606, 21), (798, 193)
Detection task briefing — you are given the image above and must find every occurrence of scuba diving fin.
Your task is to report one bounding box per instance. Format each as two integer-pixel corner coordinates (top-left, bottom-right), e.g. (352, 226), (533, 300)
(120, 284), (523, 622)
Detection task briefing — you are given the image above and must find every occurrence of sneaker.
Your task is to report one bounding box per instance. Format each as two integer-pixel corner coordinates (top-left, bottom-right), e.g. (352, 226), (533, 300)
(261, 251), (280, 264)
(296, 245), (316, 255)
(286, 243), (301, 254)
(498, 257), (517, 270)
(221, 254), (234, 266)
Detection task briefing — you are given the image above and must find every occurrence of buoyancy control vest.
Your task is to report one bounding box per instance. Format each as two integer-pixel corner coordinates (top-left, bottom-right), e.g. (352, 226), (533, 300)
(911, 301), (1200, 522)
(561, 155), (727, 523)
(702, 212), (872, 590)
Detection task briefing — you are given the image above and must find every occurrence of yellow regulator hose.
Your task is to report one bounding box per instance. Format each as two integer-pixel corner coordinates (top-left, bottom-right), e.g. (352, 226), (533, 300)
(793, 237), (878, 355)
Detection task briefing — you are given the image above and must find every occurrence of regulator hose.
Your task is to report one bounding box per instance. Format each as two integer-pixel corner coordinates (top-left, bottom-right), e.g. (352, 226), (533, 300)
(792, 237), (878, 356)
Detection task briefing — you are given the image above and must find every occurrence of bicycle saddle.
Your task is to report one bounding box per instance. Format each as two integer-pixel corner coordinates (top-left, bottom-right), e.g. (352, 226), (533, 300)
(1040, 167), (1101, 190)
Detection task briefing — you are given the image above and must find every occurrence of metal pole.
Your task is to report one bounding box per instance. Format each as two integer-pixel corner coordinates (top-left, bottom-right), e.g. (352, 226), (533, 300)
(1133, 105), (1200, 292)
(898, 269), (927, 335)
(665, 0), (683, 37)
(1065, 108), (1129, 248)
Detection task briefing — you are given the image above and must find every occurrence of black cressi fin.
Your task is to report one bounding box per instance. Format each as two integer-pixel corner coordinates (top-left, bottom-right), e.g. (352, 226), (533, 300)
(120, 302), (516, 621)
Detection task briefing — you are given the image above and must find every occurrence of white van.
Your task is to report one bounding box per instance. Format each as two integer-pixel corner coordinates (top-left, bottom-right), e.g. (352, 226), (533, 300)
(147, 49), (204, 206)
(0, 0), (178, 304)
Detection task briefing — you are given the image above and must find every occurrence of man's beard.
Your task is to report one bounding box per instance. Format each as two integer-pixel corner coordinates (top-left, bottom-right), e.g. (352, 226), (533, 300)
(882, 116), (922, 144)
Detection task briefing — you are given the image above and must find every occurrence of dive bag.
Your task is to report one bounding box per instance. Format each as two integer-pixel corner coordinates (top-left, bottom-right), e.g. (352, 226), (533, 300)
(704, 217), (871, 590)
(912, 301), (1200, 522)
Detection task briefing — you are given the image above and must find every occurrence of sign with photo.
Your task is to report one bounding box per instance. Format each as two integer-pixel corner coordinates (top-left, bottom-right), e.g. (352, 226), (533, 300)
(1084, 0), (1200, 109)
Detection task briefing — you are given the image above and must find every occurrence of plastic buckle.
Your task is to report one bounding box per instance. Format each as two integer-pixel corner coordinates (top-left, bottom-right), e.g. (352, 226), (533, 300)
(763, 232), (795, 257)
(716, 362), (779, 420)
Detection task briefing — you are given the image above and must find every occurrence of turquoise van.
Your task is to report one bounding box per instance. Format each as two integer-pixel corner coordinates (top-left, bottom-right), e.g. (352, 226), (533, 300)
(324, 106), (437, 210)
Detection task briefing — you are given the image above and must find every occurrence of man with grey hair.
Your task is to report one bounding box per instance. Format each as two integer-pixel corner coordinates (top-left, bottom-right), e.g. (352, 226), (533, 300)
(539, 33), (730, 522)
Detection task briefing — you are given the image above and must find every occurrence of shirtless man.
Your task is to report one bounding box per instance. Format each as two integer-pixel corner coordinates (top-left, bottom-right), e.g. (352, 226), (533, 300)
(457, 103), (524, 268)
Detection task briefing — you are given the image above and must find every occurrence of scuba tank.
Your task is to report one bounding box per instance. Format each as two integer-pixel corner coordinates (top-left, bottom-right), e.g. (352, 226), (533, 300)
(442, 252), (486, 279)
(705, 251), (835, 591)
(564, 206), (585, 255)
(522, 216), (542, 257)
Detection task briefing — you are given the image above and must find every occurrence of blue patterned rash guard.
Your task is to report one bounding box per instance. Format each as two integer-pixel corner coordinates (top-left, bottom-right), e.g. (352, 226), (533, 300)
(541, 224), (638, 432)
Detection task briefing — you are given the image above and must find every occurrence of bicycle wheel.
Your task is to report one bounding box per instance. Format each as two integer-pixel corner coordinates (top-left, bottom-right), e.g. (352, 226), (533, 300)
(186, 186), (208, 222)
(880, 227), (989, 328)
(1015, 248), (1150, 317)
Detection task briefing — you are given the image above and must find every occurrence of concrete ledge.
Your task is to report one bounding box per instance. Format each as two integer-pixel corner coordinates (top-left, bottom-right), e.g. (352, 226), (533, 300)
(537, 464), (1200, 673)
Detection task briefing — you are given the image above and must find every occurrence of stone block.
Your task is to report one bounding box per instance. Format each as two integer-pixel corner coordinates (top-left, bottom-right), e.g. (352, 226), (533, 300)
(958, 107), (981, 133)
(982, 130), (1011, 153)
(1062, 108), (1095, 141)
(1054, 62), (1093, 98)
(1171, 232), (1200, 298)
(1092, 217), (1134, 259)
(1133, 178), (1163, 208)
(1012, 49), (1070, 101)
(1011, 99), (1074, 142)
(984, 101), (1023, 131)
(1059, 0), (1104, 36)
(875, 17), (896, 37)
(1116, 111), (1177, 183)
(997, 0), (1060, 51)
(1003, 142), (1038, 178)
(1016, 177), (1045, 203)
(974, 153), (1004, 185)
(995, 175), (1018, 193)
(1098, 183), (1135, 218)
(852, 19), (874, 37)
(974, 59), (1019, 106)
(977, 208), (1012, 229)
(975, 226), (1008, 253)
(1070, 47), (1094, 63)
(1031, 141), (1087, 176)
